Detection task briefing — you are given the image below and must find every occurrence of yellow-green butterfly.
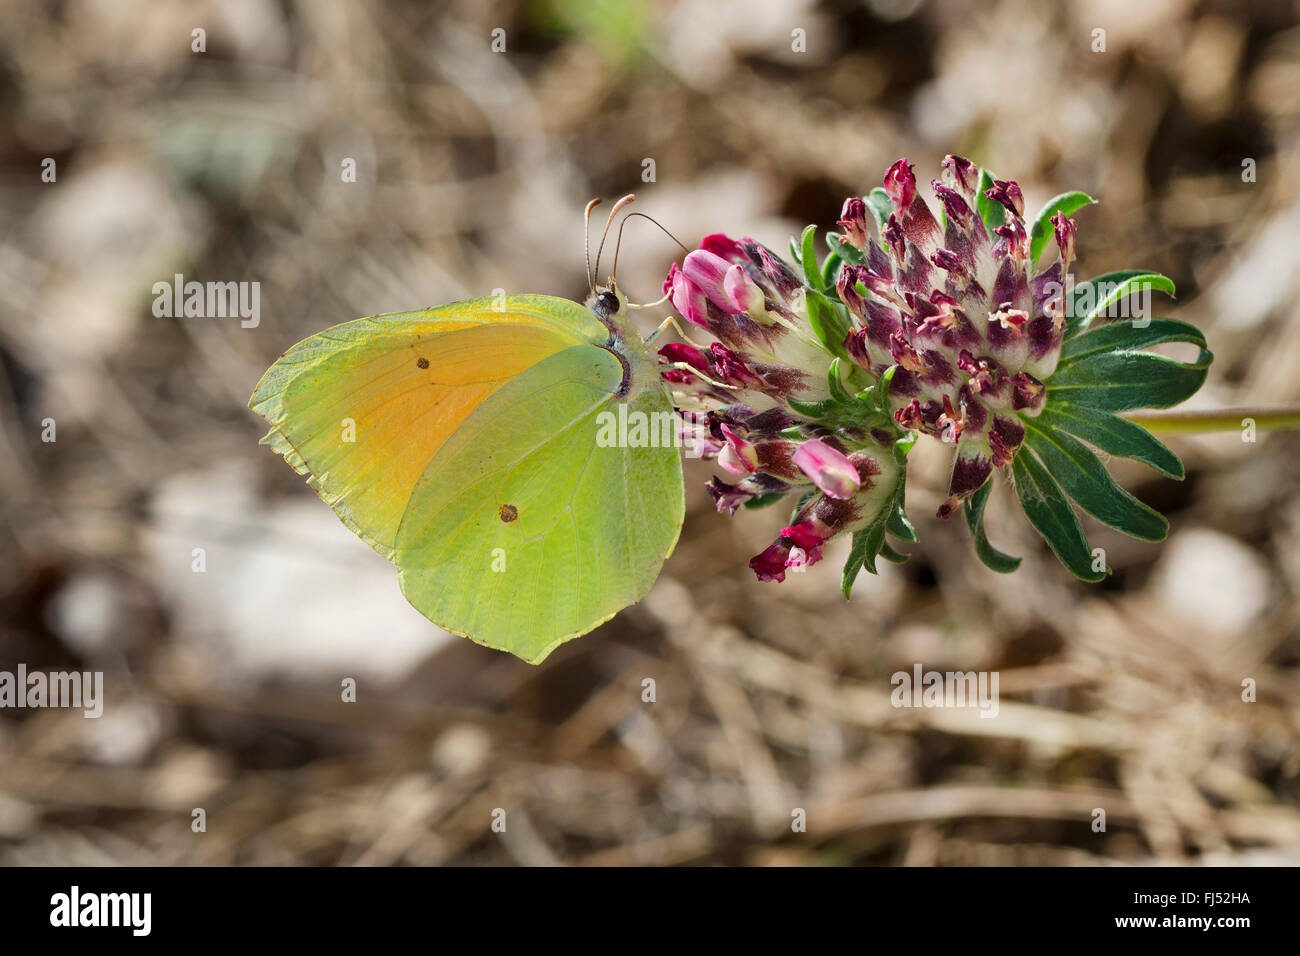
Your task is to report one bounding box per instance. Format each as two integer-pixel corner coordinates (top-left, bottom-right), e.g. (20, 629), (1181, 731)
(249, 197), (685, 663)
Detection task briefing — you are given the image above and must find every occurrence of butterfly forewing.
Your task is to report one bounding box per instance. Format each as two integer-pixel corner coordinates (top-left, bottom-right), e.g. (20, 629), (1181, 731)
(249, 296), (602, 558)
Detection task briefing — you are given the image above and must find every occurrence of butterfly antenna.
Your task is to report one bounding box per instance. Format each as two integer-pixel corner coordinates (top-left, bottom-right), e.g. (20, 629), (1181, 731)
(593, 193), (635, 286)
(612, 210), (694, 290)
(583, 197), (602, 292)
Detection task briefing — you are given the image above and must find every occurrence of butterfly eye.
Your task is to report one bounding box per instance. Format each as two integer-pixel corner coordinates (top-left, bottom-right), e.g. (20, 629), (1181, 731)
(597, 291), (619, 315)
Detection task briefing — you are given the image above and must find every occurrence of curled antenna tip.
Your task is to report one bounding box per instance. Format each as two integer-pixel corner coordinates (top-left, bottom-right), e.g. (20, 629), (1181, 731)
(610, 210), (693, 286)
(583, 198), (603, 291)
(594, 194), (636, 286)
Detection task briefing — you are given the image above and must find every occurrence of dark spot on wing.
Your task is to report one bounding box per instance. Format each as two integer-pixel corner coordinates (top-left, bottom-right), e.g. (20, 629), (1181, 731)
(416, 356), (430, 369)
(499, 504), (518, 522)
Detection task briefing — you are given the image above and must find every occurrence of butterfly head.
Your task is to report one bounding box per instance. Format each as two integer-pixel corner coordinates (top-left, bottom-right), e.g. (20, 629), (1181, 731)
(585, 195), (637, 324)
(583, 193), (684, 328)
(588, 282), (627, 322)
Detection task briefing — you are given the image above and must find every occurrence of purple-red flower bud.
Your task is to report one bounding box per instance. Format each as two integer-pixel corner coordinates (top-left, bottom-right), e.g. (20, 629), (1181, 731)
(994, 217), (1029, 265)
(986, 178), (1025, 218)
(884, 159), (918, 208)
(1051, 211), (1077, 272)
(941, 154), (977, 195)
(932, 181), (972, 229)
(1011, 371), (1045, 411)
(708, 342), (763, 386)
(931, 247), (967, 277)
(707, 476), (753, 515)
(838, 196), (870, 251)
(659, 342), (709, 372)
(882, 215), (906, 263)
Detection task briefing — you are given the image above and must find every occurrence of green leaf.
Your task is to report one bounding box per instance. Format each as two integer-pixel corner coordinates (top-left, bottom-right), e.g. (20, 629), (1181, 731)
(963, 480), (1021, 573)
(842, 518), (888, 597)
(893, 429), (919, 457)
(886, 453), (917, 543)
(806, 290), (851, 360)
(866, 188), (892, 230)
(826, 230), (865, 265)
(976, 168), (1005, 234)
(1011, 450), (1107, 581)
(879, 541), (910, 564)
(1034, 403), (1183, 479)
(887, 503), (916, 543)
(821, 247), (844, 291)
(800, 224), (821, 292)
(1058, 317), (1205, 365)
(859, 516), (889, 576)
(1022, 420), (1168, 541)
(1066, 271), (1176, 338)
(1028, 191), (1095, 265)
(742, 493), (787, 511)
(842, 532), (870, 598)
(786, 396), (837, 419)
(842, 460), (908, 597)
(827, 358), (855, 404)
(873, 363), (898, 414)
(1047, 342), (1212, 412)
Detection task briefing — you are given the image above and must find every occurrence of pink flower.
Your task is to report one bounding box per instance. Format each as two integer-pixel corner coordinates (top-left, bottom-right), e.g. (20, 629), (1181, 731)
(785, 547), (818, 571)
(681, 249), (736, 313)
(717, 424), (759, 476)
(664, 262), (714, 329)
(723, 264), (765, 315)
(677, 414), (722, 460)
(792, 439), (861, 500)
(749, 542), (792, 582)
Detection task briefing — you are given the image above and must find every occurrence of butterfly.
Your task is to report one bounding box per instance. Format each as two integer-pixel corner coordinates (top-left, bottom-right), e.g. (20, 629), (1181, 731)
(248, 197), (685, 663)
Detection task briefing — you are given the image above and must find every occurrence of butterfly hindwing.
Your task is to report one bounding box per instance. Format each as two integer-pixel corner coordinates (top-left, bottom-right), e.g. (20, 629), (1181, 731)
(394, 340), (684, 663)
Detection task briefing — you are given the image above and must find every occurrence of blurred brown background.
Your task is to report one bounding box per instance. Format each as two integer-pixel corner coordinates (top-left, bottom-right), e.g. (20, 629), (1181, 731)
(0, 0), (1298, 865)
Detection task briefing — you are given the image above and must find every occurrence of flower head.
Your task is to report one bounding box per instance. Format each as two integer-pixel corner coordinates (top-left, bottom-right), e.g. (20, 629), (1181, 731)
(835, 156), (1076, 518)
(659, 233), (904, 582)
(658, 155), (1206, 588)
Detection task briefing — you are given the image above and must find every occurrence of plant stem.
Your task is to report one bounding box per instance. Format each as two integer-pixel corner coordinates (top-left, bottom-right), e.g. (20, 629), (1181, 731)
(1123, 405), (1300, 435)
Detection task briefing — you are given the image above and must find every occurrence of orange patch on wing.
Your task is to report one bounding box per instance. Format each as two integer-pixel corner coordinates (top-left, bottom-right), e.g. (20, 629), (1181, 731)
(264, 321), (575, 555)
